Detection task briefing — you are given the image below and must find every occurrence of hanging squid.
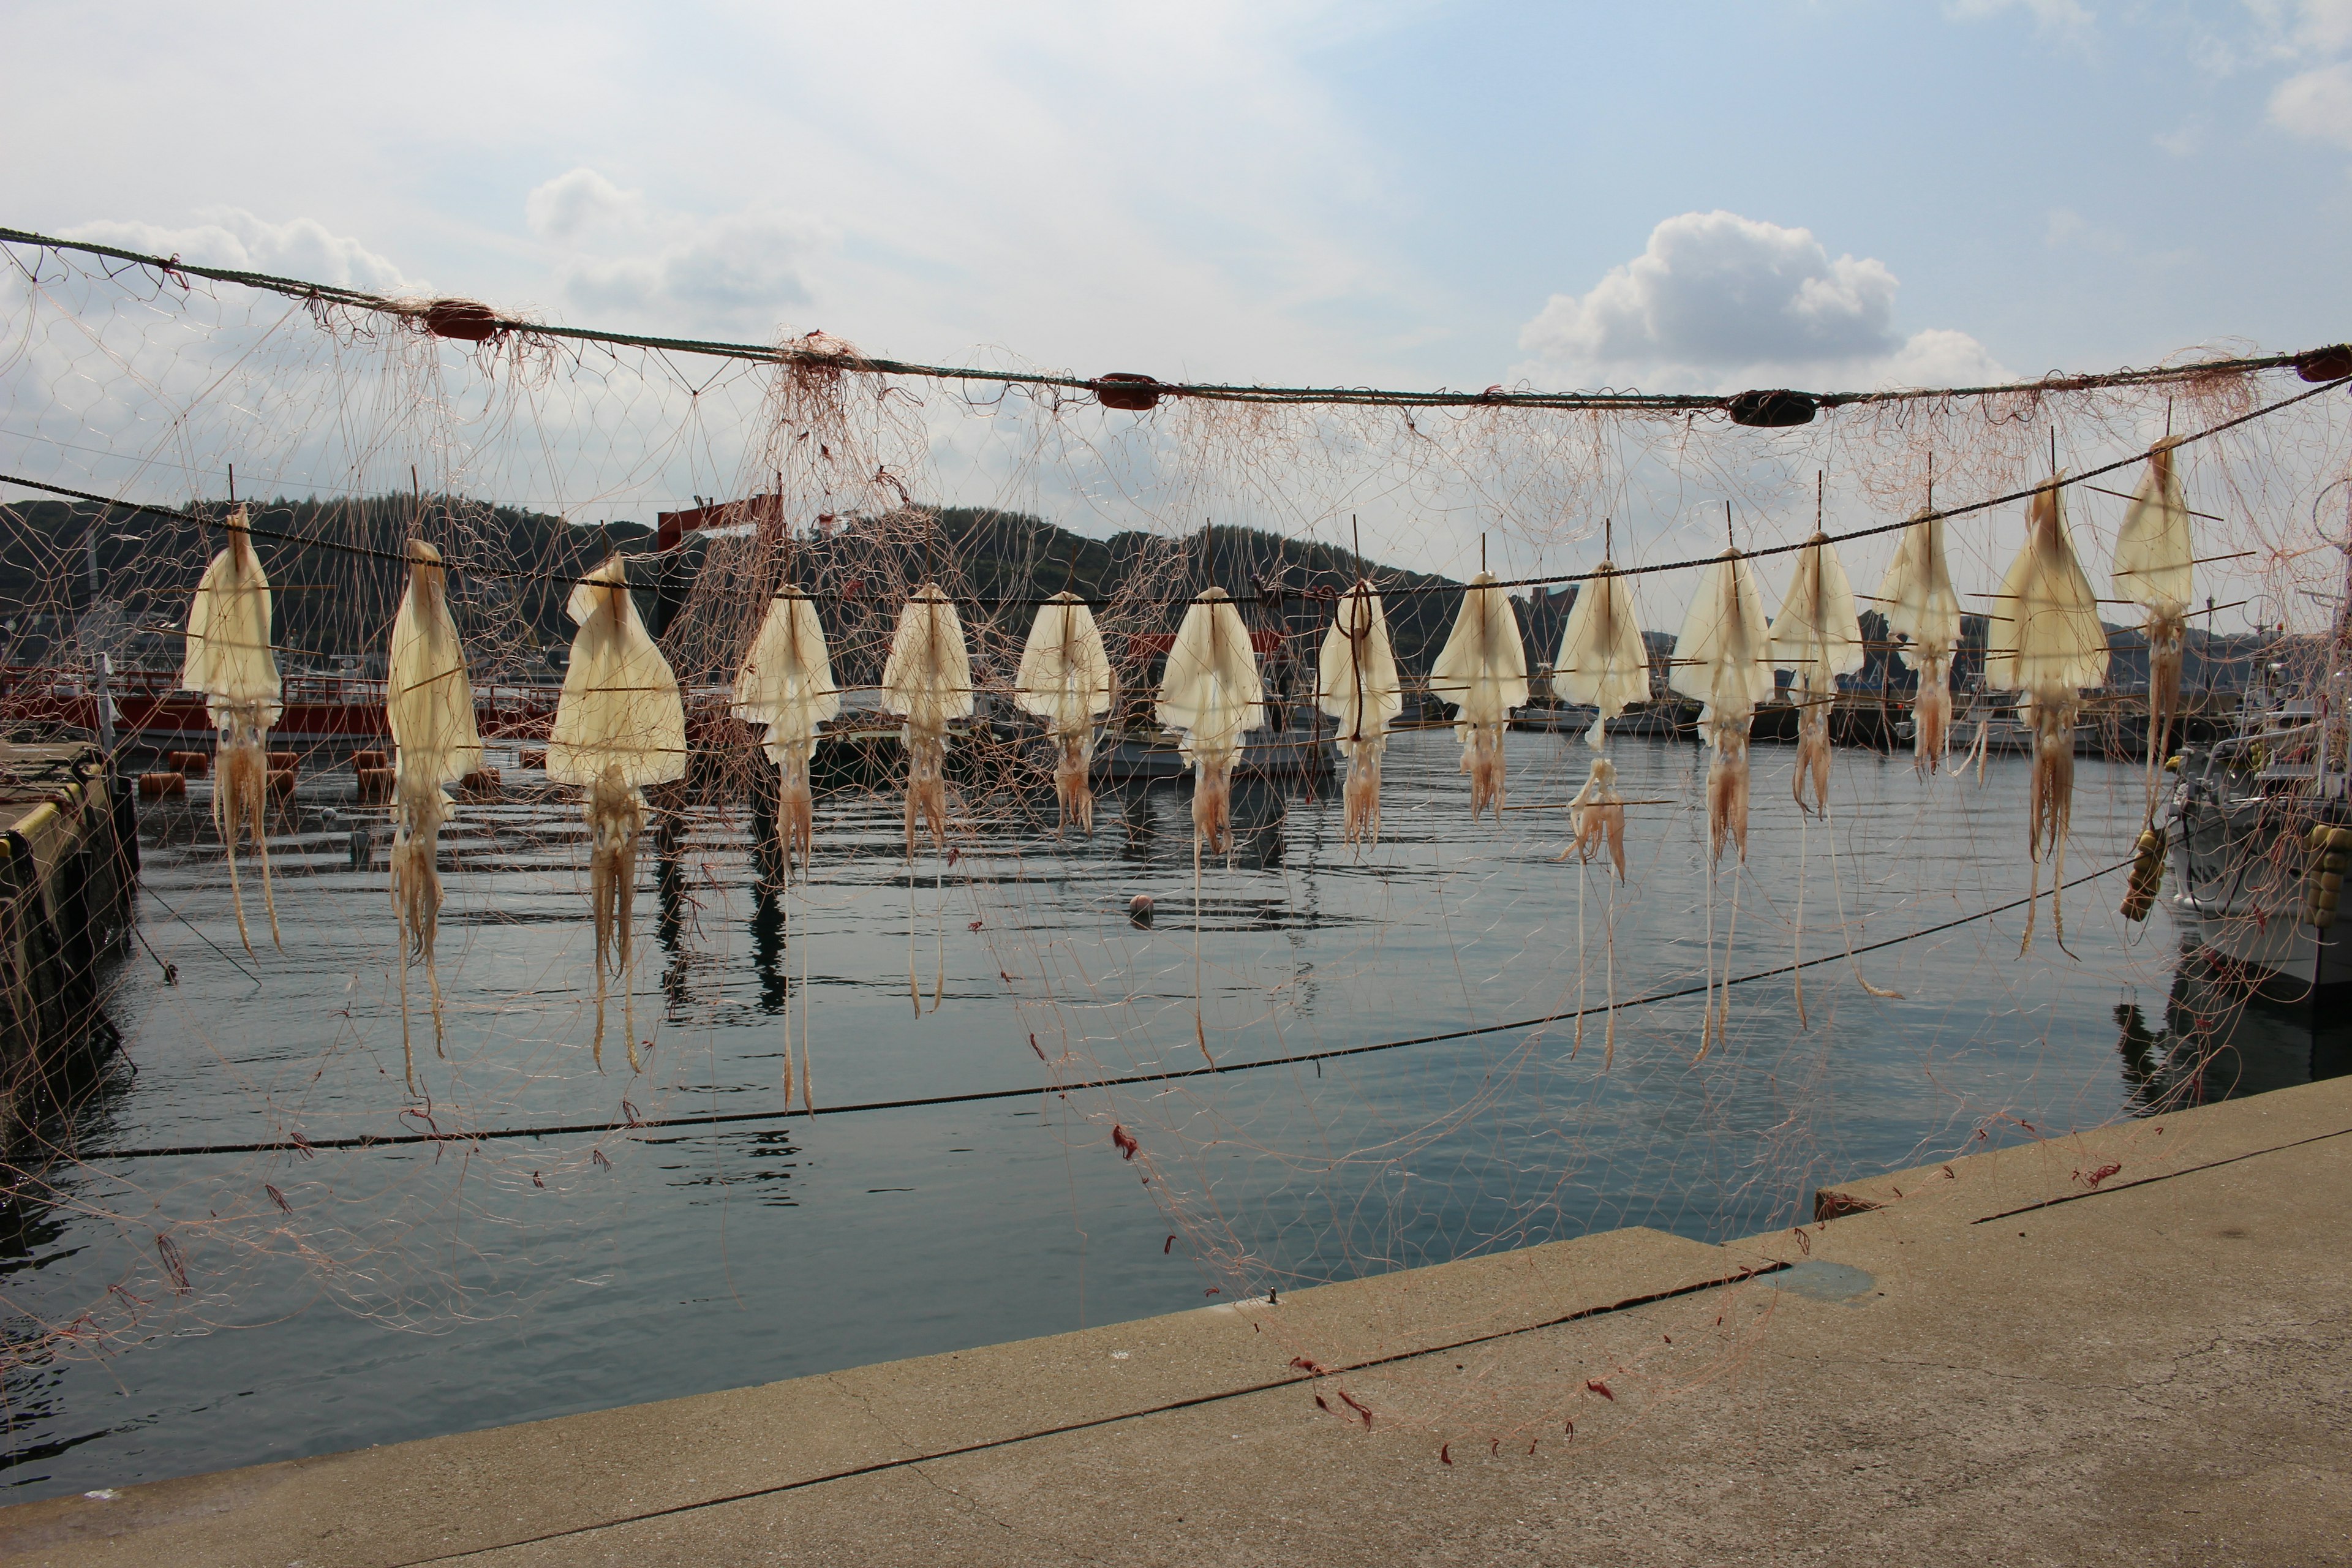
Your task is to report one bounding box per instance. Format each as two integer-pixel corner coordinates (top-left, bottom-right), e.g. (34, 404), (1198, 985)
(884, 584), (974, 1014)
(1670, 549), (1774, 864)
(1014, 591), (1113, 834)
(548, 556), (687, 1071)
(1553, 560), (1645, 1062)
(1770, 533), (1866, 815)
(2111, 439), (2195, 788)
(733, 586), (839, 1112)
(1991, 480), (2111, 955)
(1554, 560), (1649, 752)
(1670, 547), (1773, 1058)
(1158, 584), (1264, 1063)
(182, 505), (282, 956)
(1316, 581), (1403, 846)
(881, 584), (973, 858)
(733, 589), (842, 877)
(1430, 573), (1529, 820)
(1875, 509), (1964, 772)
(1563, 755), (1626, 878)
(386, 540), (482, 1090)
(1158, 586), (1265, 854)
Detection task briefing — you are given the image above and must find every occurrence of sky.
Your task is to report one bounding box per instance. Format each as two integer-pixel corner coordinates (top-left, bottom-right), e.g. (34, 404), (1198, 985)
(7, 0), (2350, 397)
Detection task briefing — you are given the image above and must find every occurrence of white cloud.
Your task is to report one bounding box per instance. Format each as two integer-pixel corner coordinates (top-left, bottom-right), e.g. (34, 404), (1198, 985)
(555, 205), (842, 324)
(1515, 211), (2003, 392)
(524, 168), (644, 244)
(2271, 59), (2352, 146)
(65, 209), (418, 293)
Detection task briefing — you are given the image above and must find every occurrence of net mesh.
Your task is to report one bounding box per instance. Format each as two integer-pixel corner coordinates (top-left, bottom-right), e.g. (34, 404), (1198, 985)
(1, 232), (2346, 1475)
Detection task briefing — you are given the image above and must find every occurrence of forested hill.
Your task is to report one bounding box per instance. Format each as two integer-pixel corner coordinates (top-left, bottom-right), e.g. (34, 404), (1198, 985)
(20, 492), (2264, 691)
(0, 496), (1476, 676)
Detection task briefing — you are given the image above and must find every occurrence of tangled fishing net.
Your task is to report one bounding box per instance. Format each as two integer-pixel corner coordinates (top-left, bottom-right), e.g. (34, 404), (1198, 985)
(0, 227), (2348, 1477)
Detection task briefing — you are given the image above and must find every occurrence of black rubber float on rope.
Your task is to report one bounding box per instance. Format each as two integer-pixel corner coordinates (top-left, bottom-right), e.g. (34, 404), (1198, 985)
(2295, 344), (2352, 384)
(1092, 372), (1163, 411)
(1727, 389), (1819, 428)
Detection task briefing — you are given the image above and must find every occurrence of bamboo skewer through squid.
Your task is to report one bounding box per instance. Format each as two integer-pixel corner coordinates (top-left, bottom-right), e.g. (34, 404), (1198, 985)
(182, 505), (283, 957)
(733, 587), (840, 1110)
(1316, 581), (1402, 846)
(1013, 592), (1113, 834)
(1991, 479), (2111, 956)
(1430, 572), (1529, 820)
(1157, 586), (1265, 1061)
(881, 584), (973, 1011)
(1670, 545), (1773, 1058)
(548, 556), (687, 1071)
(386, 540), (481, 1091)
(2111, 439), (2195, 810)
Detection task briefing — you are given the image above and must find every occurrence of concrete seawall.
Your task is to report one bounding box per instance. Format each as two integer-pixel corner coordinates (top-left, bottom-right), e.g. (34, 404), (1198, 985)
(0, 740), (133, 1140)
(5, 1072), (2347, 1566)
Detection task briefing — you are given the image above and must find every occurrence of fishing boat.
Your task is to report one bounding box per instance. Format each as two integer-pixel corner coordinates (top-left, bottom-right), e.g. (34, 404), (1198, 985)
(2163, 667), (2352, 996)
(1506, 702), (1599, 734)
(1094, 720), (1336, 783)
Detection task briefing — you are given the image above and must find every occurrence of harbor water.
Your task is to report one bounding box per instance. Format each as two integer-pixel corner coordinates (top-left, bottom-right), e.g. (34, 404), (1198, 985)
(2, 725), (2344, 1499)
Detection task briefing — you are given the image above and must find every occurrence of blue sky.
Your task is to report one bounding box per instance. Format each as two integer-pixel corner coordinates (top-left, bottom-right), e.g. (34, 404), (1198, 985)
(8, 1), (2348, 396)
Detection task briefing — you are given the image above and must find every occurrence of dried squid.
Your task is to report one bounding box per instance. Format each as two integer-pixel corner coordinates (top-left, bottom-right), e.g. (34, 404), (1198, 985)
(1561, 753), (1627, 1066)
(1157, 586), (1265, 855)
(882, 584), (973, 1012)
(548, 556), (687, 1071)
(1014, 591), (1113, 834)
(1670, 549), (1774, 864)
(733, 589), (841, 878)
(181, 505), (282, 956)
(1874, 510), (1963, 772)
(1316, 581), (1402, 846)
(1430, 573), (1529, 820)
(1770, 533), (1865, 816)
(733, 586), (840, 1110)
(386, 540), (481, 1089)
(1991, 480), (2111, 954)
(2111, 439), (2195, 796)
(1563, 755), (1626, 879)
(1670, 547), (1773, 1058)
(1158, 586), (1265, 1063)
(1553, 560), (1649, 750)
(882, 584), (973, 858)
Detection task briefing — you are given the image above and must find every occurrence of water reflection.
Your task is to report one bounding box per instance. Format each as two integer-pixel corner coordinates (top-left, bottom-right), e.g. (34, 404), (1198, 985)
(2114, 941), (2352, 1112)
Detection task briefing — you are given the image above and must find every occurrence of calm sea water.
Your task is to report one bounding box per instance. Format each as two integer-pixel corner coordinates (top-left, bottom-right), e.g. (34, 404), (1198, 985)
(1, 725), (2343, 1499)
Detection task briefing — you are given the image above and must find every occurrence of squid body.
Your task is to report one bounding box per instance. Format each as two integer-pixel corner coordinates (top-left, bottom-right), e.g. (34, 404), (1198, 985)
(1991, 480), (2111, 952)
(881, 585), (974, 856)
(1013, 592), (1113, 833)
(1157, 587), (1264, 853)
(1430, 573), (1529, 819)
(1670, 550), (1774, 863)
(733, 591), (841, 876)
(1316, 581), (1403, 845)
(1770, 533), (1866, 815)
(1553, 562), (1649, 749)
(182, 506), (283, 955)
(2111, 440), (2195, 773)
(386, 540), (482, 1087)
(1875, 510), (1964, 772)
(548, 556), (687, 1070)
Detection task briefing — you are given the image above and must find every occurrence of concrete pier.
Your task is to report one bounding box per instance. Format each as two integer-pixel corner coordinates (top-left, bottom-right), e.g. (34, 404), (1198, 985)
(0, 741), (133, 1139)
(4, 1074), (2348, 1566)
